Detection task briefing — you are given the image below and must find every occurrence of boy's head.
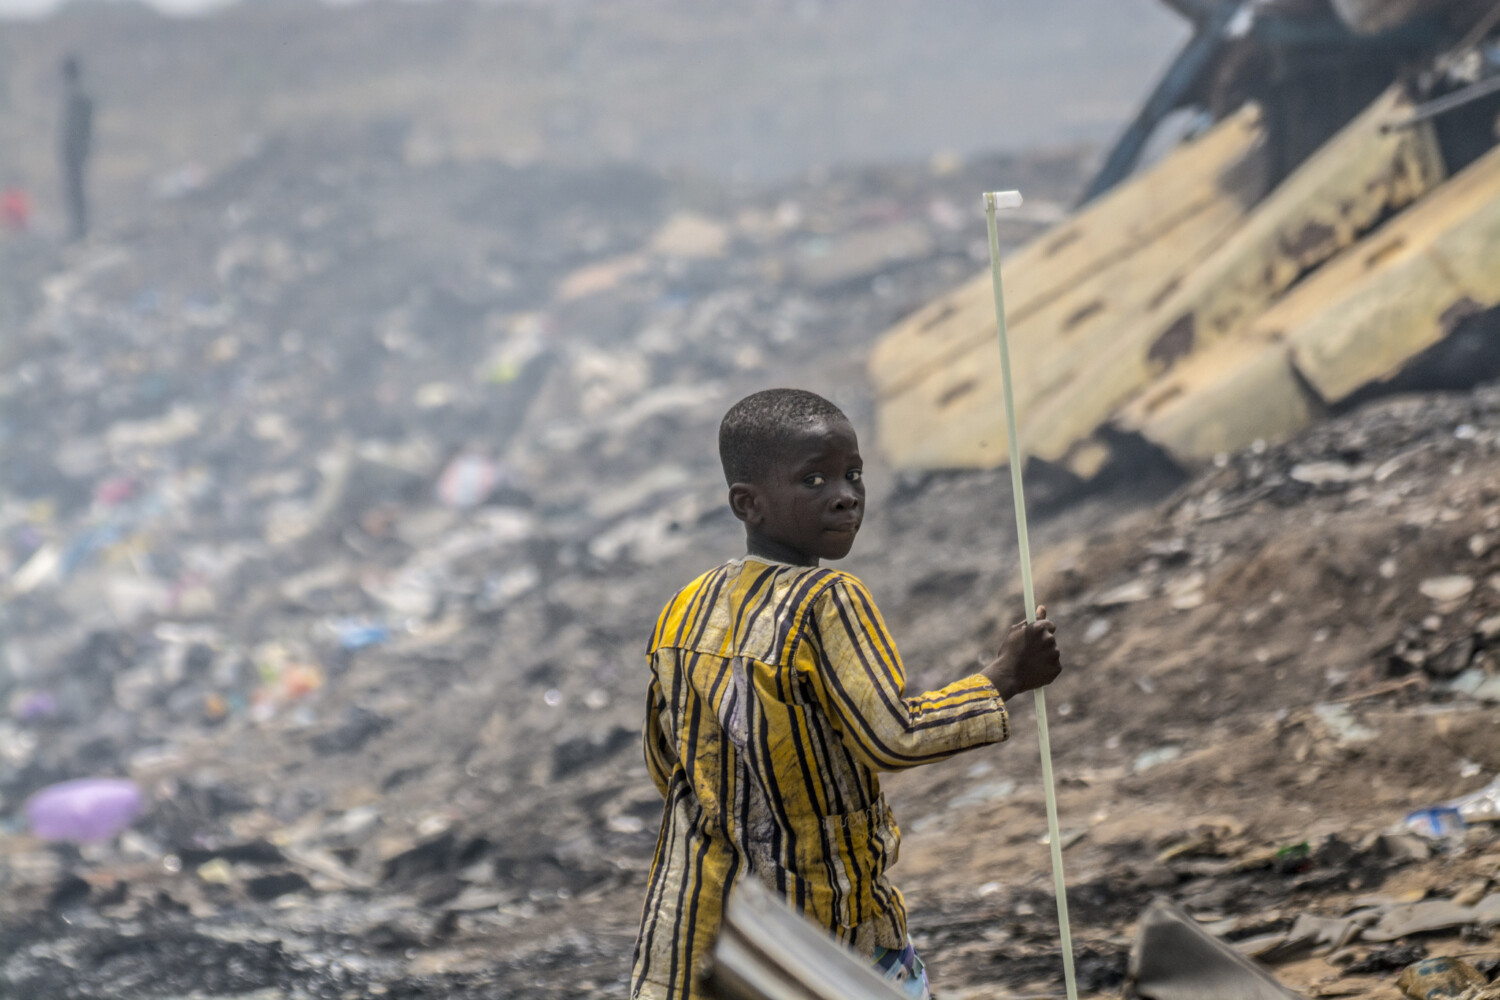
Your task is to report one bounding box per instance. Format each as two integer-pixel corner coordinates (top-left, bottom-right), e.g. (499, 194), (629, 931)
(719, 389), (864, 566)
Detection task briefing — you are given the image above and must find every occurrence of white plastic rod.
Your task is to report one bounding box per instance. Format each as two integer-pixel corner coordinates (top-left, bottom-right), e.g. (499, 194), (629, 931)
(983, 190), (1077, 1000)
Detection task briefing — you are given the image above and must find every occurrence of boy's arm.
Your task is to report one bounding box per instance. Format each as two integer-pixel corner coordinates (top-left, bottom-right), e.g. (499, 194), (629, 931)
(642, 674), (677, 798)
(804, 576), (1009, 772)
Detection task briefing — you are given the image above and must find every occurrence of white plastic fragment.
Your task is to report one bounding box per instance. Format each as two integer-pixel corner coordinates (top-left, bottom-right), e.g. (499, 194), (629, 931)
(1419, 575), (1474, 602)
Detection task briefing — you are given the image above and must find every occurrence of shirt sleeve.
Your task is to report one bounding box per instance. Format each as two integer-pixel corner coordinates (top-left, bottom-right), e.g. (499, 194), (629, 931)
(804, 575), (1009, 772)
(642, 673), (677, 798)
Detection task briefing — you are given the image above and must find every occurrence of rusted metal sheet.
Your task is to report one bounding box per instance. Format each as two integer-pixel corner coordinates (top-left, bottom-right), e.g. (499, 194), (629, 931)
(867, 105), (1271, 470)
(1289, 141), (1500, 402)
(707, 879), (906, 1000)
(1130, 899), (1304, 1000)
(1023, 85), (1443, 466)
(869, 85), (1448, 475)
(1117, 137), (1500, 460)
(1115, 333), (1326, 461)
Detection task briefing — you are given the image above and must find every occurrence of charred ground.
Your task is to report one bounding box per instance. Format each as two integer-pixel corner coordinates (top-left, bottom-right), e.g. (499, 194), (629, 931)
(1, 4), (1498, 999)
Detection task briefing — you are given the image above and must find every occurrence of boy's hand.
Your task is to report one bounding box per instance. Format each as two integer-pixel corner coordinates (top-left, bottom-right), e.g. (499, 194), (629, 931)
(983, 605), (1062, 702)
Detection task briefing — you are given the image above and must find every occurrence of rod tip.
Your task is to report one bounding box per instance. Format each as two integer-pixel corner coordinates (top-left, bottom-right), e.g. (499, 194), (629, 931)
(985, 190), (1024, 210)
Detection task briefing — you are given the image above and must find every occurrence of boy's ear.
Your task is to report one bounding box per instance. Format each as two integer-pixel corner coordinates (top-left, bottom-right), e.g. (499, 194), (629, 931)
(728, 483), (761, 525)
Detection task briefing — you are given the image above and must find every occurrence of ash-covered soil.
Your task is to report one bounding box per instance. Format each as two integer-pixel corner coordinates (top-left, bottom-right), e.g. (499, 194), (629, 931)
(1, 7), (1498, 998)
(0, 113), (1097, 998)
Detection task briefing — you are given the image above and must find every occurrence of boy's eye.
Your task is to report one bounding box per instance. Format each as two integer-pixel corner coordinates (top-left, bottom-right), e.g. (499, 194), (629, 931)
(847, 470), (862, 483)
(804, 474), (826, 487)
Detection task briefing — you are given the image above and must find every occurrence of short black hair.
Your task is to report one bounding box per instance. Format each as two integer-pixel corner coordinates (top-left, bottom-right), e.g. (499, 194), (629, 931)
(719, 389), (848, 486)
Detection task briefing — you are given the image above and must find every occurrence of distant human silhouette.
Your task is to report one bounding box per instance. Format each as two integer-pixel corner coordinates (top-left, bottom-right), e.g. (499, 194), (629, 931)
(58, 55), (93, 242)
(1, 184), (31, 233)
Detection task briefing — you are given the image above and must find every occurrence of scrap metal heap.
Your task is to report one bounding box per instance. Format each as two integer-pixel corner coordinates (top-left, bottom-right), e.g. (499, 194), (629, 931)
(869, 0), (1500, 481)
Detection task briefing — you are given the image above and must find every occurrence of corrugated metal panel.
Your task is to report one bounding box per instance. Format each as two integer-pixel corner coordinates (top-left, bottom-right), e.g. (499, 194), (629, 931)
(1290, 142), (1500, 402)
(869, 85), (1449, 474)
(1025, 85), (1442, 470)
(867, 105), (1272, 470)
(1115, 135), (1500, 459)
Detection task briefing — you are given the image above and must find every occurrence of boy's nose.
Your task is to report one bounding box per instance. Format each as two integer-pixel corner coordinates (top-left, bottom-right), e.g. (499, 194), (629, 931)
(830, 488), (860, 510)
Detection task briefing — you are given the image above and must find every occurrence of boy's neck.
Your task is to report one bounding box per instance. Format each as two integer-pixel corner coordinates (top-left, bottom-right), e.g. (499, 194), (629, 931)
(744, 533), (819, 568)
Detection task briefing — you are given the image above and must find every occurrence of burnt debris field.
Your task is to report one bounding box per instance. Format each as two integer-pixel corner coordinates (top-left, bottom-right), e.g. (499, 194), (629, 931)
(2, 2), (1500, 999)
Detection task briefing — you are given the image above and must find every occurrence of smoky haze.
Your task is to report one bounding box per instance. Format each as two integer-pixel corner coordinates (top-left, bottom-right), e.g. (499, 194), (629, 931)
(0, 2), (1224, 997)
(7, 0), (1500, 997)
(0, 0), (1184, 213)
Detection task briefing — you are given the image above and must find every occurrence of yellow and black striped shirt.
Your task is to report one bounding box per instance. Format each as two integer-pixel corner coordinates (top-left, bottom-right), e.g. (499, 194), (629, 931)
(631, 557), (1010, 1000)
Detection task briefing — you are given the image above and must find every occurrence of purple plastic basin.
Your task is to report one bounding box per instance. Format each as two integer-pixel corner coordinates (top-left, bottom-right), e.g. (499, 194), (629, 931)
(26, 778), (144, 842)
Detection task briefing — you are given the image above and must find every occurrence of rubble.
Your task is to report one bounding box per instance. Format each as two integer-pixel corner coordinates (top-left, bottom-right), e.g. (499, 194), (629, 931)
(1397, 956), (1488, 1000)
(1342, 942), (1429, 974)
(0, 58), (1098, 994)
(0, 5), (1498, 999)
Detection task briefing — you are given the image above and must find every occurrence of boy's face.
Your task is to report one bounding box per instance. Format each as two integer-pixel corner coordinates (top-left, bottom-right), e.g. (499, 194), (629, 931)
(730, 417), (864, 566)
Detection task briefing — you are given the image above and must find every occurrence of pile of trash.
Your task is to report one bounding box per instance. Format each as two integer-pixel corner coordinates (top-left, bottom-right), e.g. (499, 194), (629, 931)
(0, 117), (1084, 997)
(0, 15), (1497, 995)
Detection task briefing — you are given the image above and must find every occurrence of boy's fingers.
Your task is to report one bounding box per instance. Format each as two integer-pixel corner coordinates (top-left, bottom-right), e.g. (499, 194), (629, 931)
(1036, 604), (1046, 620)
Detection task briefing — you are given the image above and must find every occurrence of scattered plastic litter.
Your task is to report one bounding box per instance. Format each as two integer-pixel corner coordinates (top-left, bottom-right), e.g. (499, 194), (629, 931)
(1403, 807), (1467, 842)
(26, 779), (144, 843)
(0, 9), (1497, 998)
(1418, 575), (1476, 603)
(1446, 776), (1500, 824)
(326, 618), (393, 651)
(1313, 703), (1378, 744)
(12, 691), (59, 724)
(1133, 745), (1183, 773)
(435, 453), (502, 509)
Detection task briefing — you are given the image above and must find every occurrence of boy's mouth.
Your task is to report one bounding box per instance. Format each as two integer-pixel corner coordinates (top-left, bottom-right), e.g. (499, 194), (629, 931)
(824, 518), (861, 534)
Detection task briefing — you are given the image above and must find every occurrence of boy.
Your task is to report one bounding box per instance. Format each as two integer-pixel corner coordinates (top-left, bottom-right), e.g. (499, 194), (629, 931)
(632, 389), (1062, 1000)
